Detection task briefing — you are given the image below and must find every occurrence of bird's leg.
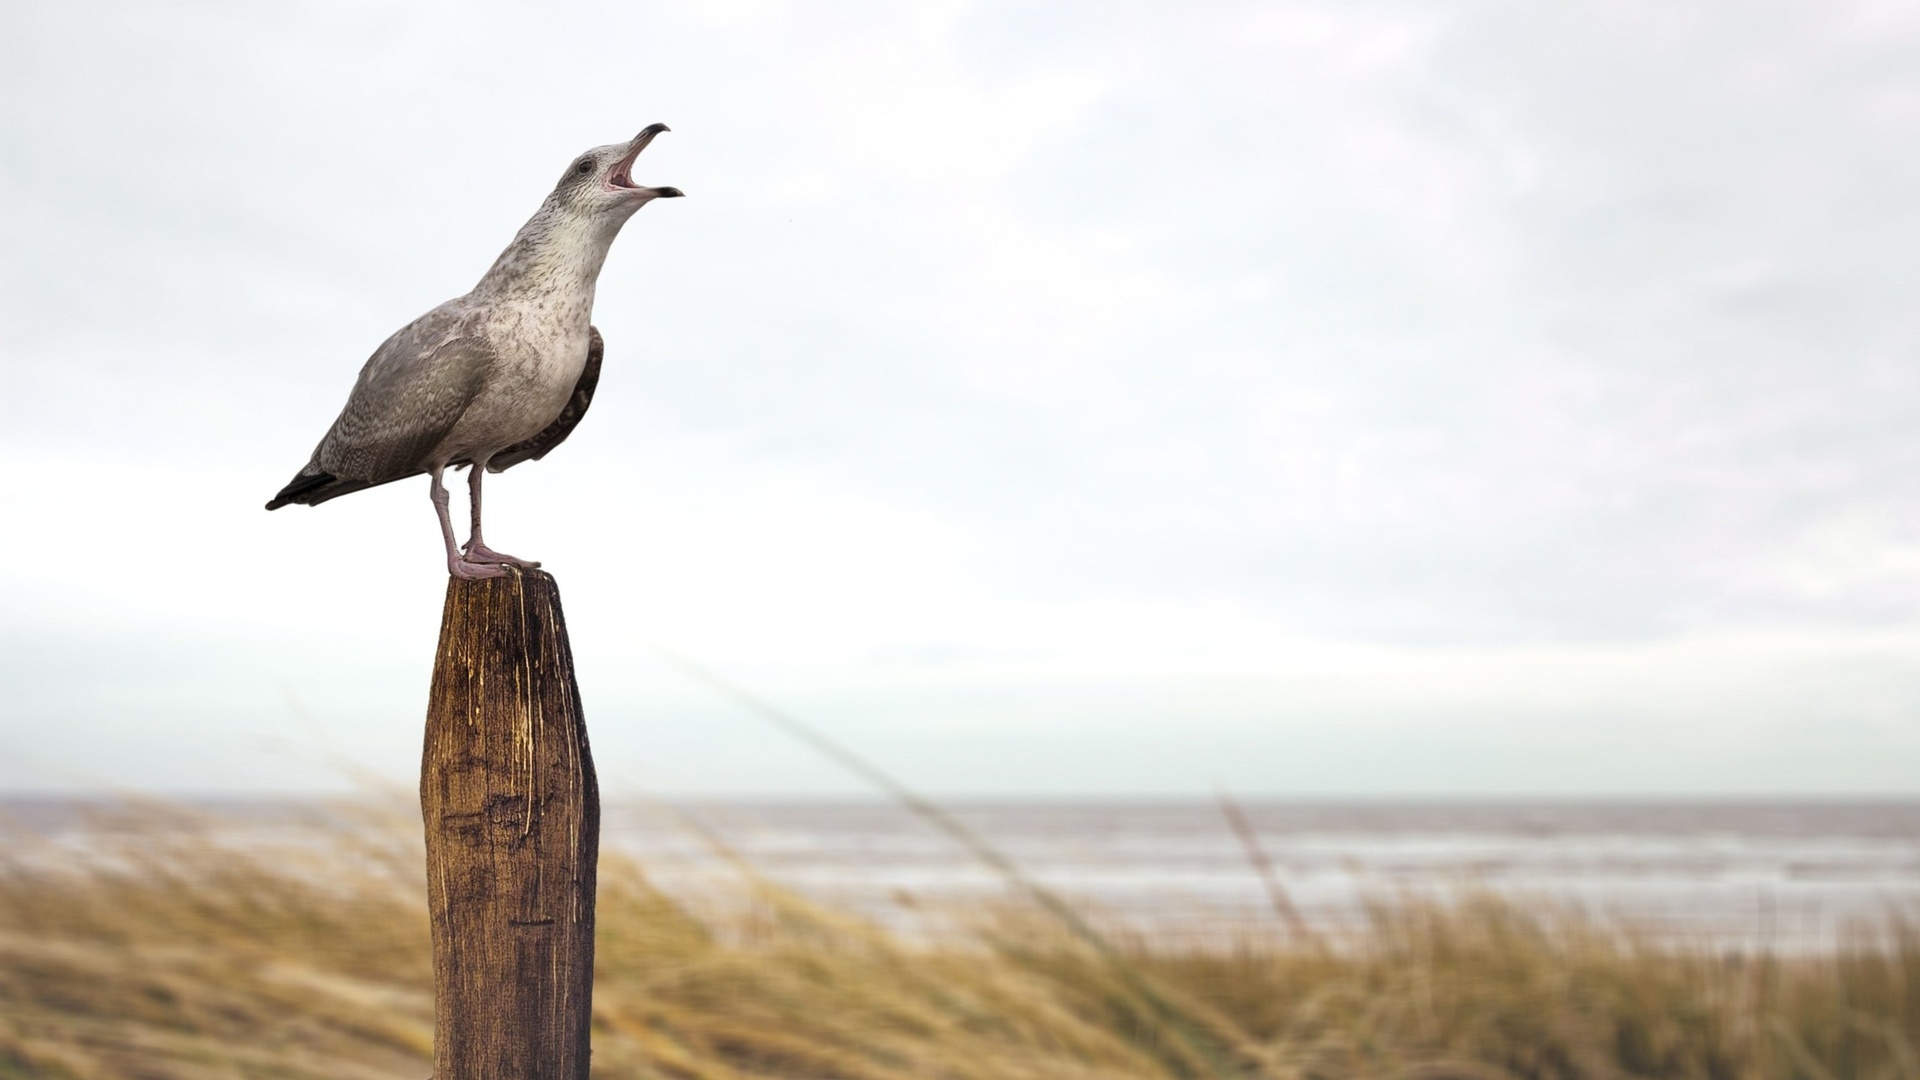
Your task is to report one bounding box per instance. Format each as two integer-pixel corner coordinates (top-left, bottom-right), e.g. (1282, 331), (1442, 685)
(432, 468), (506, 581)
(460, 462), (541, 568)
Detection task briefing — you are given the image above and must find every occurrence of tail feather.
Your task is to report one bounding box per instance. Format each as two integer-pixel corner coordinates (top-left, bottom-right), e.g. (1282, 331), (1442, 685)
(265, 469), (374, 509)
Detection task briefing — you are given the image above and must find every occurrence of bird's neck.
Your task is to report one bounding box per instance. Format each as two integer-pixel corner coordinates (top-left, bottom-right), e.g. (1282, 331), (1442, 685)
(471, 201), (634, 301)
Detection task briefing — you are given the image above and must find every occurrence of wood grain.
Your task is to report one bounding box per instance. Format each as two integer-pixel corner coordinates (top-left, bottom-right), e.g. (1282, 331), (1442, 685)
(421, 567), (599, 1079)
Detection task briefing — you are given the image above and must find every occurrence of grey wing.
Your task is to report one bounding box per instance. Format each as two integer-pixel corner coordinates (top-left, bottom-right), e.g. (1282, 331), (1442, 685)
(487, 325), (603, 473)
(266, 307), (492, 509)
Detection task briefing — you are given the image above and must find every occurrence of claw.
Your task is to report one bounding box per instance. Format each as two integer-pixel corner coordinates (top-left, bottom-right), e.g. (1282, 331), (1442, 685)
(462, 540), (541, 568)
(448, 557), (508, 581)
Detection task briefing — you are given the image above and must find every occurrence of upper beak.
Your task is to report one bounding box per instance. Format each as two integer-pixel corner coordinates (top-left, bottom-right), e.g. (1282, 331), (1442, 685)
(630, 122), (670, 154)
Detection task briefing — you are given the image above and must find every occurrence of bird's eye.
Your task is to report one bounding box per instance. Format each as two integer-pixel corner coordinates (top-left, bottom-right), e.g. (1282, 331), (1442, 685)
(575, 159), (594, 175)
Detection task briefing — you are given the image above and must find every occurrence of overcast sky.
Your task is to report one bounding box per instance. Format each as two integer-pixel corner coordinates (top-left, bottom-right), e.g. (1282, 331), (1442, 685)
(3, 0), (1919, 797)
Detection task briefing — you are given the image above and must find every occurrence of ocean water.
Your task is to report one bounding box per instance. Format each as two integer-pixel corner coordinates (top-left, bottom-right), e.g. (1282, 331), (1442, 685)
(7, 798), (1918, 947)
(608, 800), (1920, 947)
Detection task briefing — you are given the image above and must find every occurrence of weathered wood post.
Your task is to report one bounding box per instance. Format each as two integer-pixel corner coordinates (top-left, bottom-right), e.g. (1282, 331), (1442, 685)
(421, 567), (599, 1078)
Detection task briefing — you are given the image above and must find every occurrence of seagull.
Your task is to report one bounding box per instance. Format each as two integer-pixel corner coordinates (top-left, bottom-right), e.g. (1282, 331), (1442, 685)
(266, 125), (682, 580)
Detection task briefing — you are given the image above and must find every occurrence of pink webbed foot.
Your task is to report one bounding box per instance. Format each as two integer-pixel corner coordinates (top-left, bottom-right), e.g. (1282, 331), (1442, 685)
(462, 541), (541, 568)
(448, 557), (509, 581)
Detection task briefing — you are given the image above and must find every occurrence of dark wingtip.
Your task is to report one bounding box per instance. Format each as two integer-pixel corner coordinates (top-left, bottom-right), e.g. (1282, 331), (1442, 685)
(267, 469), (339, 510)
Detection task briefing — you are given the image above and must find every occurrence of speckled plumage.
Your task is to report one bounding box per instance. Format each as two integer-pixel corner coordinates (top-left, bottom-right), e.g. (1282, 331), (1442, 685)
(266, 125), (680, 579)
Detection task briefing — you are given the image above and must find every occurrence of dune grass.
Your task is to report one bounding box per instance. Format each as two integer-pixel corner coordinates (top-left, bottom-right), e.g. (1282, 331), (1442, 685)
(0, 802), (1916, 1080)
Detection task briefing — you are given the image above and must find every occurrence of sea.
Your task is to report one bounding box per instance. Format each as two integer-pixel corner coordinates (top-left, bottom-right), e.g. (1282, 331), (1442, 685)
(606, 799), (1920, 948)
(7, 798), (1919, 949)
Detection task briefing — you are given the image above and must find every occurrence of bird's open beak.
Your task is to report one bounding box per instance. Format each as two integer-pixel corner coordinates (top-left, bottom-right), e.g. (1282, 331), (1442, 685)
(607, 123), (684, 199)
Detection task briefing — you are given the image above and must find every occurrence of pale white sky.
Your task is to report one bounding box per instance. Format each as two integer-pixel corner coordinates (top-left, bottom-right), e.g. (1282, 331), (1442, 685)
(3, 0), (1919, 796)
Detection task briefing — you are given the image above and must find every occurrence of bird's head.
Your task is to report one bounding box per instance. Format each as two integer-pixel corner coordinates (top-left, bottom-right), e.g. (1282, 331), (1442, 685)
(551, 123), (684, 217)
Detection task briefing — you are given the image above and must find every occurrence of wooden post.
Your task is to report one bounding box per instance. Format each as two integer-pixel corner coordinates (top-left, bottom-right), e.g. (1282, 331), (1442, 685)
(420, 568), (599, 1079)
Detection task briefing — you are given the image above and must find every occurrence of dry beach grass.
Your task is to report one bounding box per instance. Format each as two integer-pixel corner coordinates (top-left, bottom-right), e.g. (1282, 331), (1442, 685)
(1, 801), (1917, 1080)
